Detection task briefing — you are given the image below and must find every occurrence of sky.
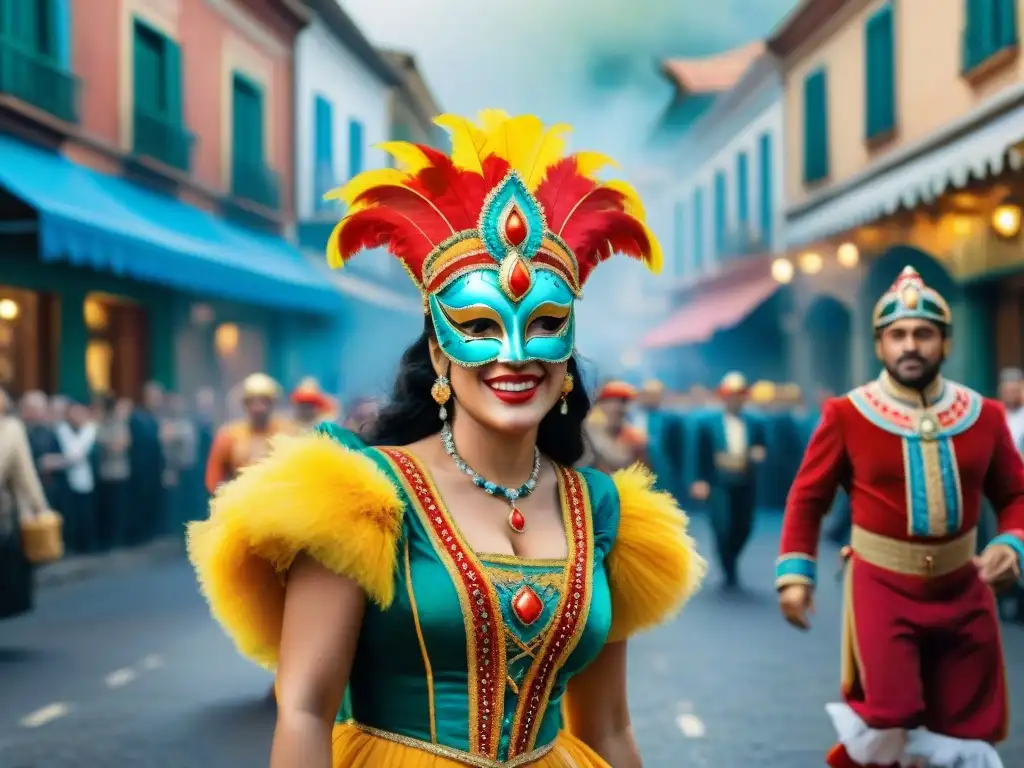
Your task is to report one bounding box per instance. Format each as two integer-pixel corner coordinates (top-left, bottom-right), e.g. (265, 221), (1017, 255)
(340, 0), (799, 371)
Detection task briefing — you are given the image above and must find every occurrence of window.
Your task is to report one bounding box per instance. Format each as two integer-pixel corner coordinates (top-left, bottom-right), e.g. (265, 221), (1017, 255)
(348, 119), (364, 178)
(232, 73), (264, 170)
(865, 3), (896, 140)
(0, 0), (63, 59)
(0, 0), (75, 121)
(802, 68), (829, 184)
(758, 132), (773, 247)
(692, 188), (704, 271)
(962, 0), (1018, 73)
(231, 73), (278, 209)
(313, 95), (334, 211)
(132, 20), (181, 122)
(736, 151), (749, 226)
(713, 170), (727, 258)
(673, 201), (685, 277)
(131, 19), (187, 168)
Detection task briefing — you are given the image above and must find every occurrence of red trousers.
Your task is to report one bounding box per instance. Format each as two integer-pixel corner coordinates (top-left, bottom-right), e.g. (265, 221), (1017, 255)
(843, 556), (1008, 742)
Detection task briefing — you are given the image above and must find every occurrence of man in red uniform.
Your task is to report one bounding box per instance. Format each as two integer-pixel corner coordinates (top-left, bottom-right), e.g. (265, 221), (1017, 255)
(777, 266), (1024, 768)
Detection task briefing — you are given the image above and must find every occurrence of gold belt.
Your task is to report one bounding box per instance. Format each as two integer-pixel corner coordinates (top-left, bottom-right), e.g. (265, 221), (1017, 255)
(714, 452), (748, 472)
(345, 722), (555, 767)
(849, 525), (976, 578)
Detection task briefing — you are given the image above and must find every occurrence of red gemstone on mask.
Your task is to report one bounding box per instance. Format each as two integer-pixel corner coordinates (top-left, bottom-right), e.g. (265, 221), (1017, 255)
(504, 207), (528, 246)
(508, 506), (526, 532)
(508, 259), (532, 299)
(511, 585), (543, 625)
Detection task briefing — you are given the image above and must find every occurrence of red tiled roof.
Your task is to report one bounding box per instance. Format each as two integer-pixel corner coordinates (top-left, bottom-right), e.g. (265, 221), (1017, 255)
(661, 41), (765, 93)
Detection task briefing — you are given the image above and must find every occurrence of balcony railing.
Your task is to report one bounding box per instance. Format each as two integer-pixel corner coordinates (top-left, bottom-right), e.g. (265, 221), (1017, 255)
(133, 109), (195, 172)
(232, 159), (281, 211)
(0, 37), (78, 123)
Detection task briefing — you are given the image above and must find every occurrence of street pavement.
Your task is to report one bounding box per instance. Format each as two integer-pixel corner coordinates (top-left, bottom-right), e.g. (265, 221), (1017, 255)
(1, 516), (1022, 767)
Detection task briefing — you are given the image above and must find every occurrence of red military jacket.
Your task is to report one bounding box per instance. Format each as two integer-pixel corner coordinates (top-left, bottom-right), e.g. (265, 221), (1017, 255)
(776, 372), (1024, 588)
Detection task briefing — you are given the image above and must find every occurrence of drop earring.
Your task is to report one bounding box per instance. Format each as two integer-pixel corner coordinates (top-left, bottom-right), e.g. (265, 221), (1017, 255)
(559, 373), (574, 415)
(431, 375), (452, 421)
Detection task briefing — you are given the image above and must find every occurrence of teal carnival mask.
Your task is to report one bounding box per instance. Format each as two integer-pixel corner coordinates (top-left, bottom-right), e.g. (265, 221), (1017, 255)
(326, 110), (663, 368)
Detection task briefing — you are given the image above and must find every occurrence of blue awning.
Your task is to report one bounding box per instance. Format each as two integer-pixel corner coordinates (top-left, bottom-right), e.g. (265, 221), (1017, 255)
(0, 135), (341, 315)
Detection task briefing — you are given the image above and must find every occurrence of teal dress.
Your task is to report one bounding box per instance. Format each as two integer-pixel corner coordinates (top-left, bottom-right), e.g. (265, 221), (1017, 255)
(188, 426), (701, 767)
(337, 445), (619, 764)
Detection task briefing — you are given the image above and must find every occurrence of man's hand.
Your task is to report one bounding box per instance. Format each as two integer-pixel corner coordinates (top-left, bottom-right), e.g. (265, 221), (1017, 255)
(689, 480), (710, 501)
(778, 583), (814, 630)
(749, 445), (767, 463)
(975, 543), (1021, 591)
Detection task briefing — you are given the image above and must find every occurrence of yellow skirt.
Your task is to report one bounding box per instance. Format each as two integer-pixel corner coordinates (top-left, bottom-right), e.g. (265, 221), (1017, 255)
(331, 722), (609, 767)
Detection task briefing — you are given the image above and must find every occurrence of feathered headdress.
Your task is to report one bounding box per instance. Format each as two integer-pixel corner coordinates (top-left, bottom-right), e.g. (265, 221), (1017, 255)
(325, 110), (662, 304)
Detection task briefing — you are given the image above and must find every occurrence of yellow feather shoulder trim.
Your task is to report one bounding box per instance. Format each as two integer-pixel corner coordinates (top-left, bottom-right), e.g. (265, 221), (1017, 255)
(186, 433), (403, 668)
(606, 465), (706, 643)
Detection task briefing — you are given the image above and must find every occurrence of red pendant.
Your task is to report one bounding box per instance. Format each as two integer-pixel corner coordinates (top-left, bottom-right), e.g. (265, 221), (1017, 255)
(508, 506), (526, 533)
(503, 206), (528, 247)
(511, 585), (543, 625)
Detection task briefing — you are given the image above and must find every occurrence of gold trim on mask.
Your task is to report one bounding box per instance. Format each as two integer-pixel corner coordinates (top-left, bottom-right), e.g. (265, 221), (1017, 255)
(422, 232), (489, 285)
(436, 301), (506, 336)
(525, 301), (571, 334)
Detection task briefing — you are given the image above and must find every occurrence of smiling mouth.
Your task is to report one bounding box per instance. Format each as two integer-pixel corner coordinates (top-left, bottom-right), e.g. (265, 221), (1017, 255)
(483, 374), (544, 403)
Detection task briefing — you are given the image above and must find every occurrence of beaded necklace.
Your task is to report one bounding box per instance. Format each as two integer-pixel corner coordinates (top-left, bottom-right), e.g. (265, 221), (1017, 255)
(440, 421), (541, 533)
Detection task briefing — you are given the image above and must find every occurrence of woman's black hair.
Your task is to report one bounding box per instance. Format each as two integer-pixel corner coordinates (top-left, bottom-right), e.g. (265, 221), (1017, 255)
(366, 319), (592, 466)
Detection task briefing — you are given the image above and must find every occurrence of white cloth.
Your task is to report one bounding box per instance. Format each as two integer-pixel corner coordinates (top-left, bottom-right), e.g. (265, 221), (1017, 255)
(1005, 406), (1024, 454)
(723, 413), (748, 456)
(826, 703), (1004, 768)
(55, 421), (97, 494)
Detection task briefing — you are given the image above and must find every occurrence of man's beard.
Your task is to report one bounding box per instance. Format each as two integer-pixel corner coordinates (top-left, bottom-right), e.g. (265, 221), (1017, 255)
(886, 353), (942, 390)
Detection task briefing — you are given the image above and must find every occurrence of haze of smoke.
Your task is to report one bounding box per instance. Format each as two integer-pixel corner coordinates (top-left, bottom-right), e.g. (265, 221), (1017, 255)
(339, 0), (798, 366)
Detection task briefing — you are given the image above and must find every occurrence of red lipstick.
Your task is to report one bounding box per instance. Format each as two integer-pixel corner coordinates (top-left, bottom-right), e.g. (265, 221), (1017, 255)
(483, 373), (544, 405)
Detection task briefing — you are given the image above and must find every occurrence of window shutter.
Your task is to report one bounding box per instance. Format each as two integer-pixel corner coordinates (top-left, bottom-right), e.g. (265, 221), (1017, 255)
(12, 0), (38, 50)
(314, 96), (334, 207)
(976, 0), (997, 61)
(692, 189), (703, 269)
(996, 0), (1018, 48)
(348, 119), (363, 178)
(736, 151), (749, 226)
(758, 133), (773, 246)
(714, 170), (727, 256)
(865, 4), (895, 139)
(163, 37), (182, 124)
(133, 24), (151, 115)
(48, 0), (71, 65)
(802, 69), (829, 182)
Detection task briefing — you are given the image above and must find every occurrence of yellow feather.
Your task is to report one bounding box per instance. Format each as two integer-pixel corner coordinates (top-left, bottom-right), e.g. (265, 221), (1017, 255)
(481, 114), (545, 174)
(186, 433), (405, 669)
(603, 179), (646, 220)
(605, 464), (705, 643)
(376, 141), (431, 175)
(523, 123), (571, 190)
(324, 168), (408, 205)
(573, 151), (618, 178)
(477, 108), (511, 132)
(326, 217), (346, 269)
(640, 220), (664, 274)
(433, 114), (487, 173)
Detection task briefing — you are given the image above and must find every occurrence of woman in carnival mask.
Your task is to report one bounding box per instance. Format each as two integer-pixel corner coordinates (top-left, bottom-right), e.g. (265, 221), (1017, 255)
(188, 111), (705, 768)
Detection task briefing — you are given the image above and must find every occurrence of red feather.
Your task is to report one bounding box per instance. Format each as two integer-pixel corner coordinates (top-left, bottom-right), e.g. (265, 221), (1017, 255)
(534, 157), (598, 233)
(335, 207), (436, 279)
(414, 151), (488, 230)
(568, 211), (653, 286)
(482, 155), (512, 189)
(557, 187), (628, 241)
(350, 185), (454, 245)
